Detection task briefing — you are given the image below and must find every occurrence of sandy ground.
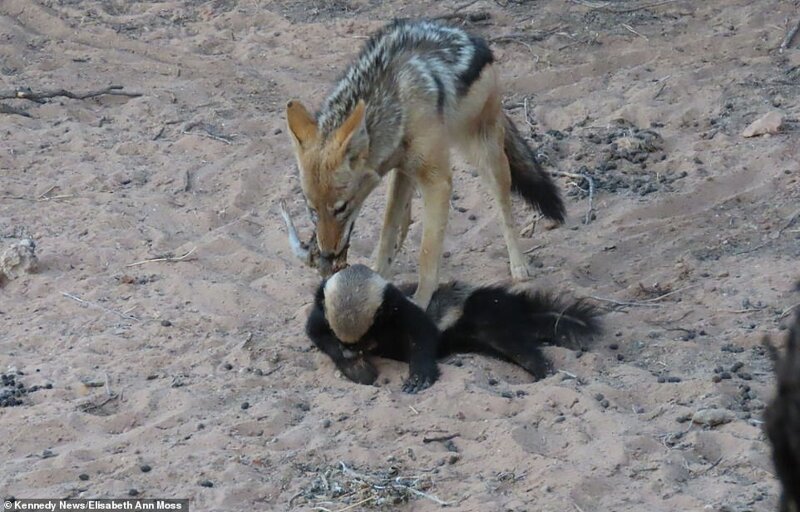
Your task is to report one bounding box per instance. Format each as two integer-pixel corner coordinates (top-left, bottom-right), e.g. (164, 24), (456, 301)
(1, 0), (799, 510)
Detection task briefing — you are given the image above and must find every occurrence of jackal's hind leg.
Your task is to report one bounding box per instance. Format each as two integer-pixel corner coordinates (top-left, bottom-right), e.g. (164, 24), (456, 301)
(463, 124), (530, 280)
(375, 169), (415, 277)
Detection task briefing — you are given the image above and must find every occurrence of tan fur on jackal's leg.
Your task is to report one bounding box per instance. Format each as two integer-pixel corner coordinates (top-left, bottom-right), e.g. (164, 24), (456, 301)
(413, 161), (453, 309)
(465, 124), (531, 280)
(375, 170), (416, 277)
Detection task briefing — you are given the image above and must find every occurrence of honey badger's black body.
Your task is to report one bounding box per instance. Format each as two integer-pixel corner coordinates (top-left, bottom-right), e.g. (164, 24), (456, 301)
(764, 290), (800, 512)
(306, 264), (601, 393)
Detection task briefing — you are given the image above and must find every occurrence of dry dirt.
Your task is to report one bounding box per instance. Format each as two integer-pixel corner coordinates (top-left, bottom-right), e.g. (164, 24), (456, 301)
(1, 1), (799, 511)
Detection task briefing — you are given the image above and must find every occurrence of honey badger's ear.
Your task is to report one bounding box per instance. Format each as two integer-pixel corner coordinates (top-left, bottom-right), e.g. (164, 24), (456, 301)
(286, 100), (317, 149)
(333, 100), (369, 155)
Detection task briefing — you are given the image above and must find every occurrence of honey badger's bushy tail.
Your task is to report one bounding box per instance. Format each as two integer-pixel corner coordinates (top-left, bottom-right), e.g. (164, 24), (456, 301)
(436, 285), (602, 379)
(502, 113), (566, 223)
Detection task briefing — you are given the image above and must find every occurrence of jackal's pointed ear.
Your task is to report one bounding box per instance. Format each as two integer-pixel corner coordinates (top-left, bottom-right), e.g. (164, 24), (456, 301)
(286, 100), (317, 148)
(333, 100), (368, 154)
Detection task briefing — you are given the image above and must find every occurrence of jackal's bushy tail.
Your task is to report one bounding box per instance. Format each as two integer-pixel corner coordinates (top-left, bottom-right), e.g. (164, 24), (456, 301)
(502, 113), (566, 223)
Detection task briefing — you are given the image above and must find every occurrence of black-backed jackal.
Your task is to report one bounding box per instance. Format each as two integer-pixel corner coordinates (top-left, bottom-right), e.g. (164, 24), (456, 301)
(285, 19), (565, 308)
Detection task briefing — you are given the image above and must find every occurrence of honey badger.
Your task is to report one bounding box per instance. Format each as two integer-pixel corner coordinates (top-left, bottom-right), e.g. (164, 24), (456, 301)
(305, 264), (602, 393)
(764, 283), (800, 512)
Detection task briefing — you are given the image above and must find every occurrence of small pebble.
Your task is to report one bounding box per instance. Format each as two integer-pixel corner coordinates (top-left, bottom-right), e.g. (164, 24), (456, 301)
(322, 419), (331, 428)
(448, 454), (460, 465)
(500, 391), (513, 399)
(594, 393), (605, 401)
(468, 214), (477, 221)
(554, 415), (566, 423)
(128, 489), (139, 497)
(692, 409), (734, 427)
(79, 473), (90, 481)
(713, 365), (723, 374)
(198, 480), (214, 488)
(140, 464), (152, 473)
(730, 362), (743, 373)
(712, 375), (722, 383)
(616, 354), (624, 361)
(720, 371), (732, 380)
(297, 402), (310, 412)
(738, 372), (752, 381)
(488, 378), (498, 386)
(160, 319), (172, 327)
(223, 363), (233, 371)
(667, 376), (682, 383)
(657, 376), (666, 383)
(241, 402), (250, 410)
(600, 399), (610, 409)
(608, 343), (619, 350)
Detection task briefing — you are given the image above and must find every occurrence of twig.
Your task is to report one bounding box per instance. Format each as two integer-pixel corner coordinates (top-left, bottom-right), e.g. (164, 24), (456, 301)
(524, 244), (544, 254)
(777, 209), (800, 236)
(0, 85), (141, 103)
(523, 97), (536, 132)
(333, 496), (375, 512)
(622, 23), (648, 40)
(552, 171), (595, 224)
(558, 369), (578, 379)
(395, 484), (451, 506)
(409, 405), (420, 415)
(780, 302), (800, 320)
(0, 104), (31, 117)
(780, 18), (800, 52)
(181, 121), (235, 144)
(589, 284), (699, 309)
(125, 247), (197, 267)
(61, 292), (139, 321)
(570, 0), (678, 13)
(434, 9), (490, 22)
(636, 283), (700, 303)
(422, 433), (460, 443)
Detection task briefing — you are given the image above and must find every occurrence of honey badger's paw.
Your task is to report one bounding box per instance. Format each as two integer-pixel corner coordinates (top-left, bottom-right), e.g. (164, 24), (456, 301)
(402, 366), (439, 394)
(340, 358), (378, 385)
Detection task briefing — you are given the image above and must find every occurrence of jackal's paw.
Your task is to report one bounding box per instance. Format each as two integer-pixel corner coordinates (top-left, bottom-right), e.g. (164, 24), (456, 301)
(510, 262), (532, 280)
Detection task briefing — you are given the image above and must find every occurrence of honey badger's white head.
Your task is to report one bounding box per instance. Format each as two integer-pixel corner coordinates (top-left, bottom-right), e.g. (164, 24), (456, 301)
(323, 264), (387, 344)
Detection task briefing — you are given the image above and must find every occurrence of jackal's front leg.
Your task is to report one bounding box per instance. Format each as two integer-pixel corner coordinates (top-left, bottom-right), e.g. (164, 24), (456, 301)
(413, 163), (452, 309)
(375, 169), (415, 277)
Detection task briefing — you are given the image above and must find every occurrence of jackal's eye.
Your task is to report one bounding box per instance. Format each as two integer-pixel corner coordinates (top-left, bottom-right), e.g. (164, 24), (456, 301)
(333, 201), (349, 216)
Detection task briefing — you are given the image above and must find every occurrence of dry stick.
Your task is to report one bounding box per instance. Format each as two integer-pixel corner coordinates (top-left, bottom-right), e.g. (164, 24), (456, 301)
(422, 433), (459, 443)
(61, 292), (139, 321)
(622, 23), (648, 40)
(552, 171), (595, 224)
(780, 302), (800, 320)
(0, 85), (141, 103)
(589, 284), (700, 309)
(126, 247), (197, 267)
(780, 18), (800, 52)
(435, 10), (490, 22)
(570, 0), (678, 13)
(396, 485), (452, 507)
(334, 496), (376, 512)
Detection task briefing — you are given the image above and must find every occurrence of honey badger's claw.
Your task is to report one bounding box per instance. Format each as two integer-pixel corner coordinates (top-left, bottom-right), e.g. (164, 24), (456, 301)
(402, 374), (435, 394)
